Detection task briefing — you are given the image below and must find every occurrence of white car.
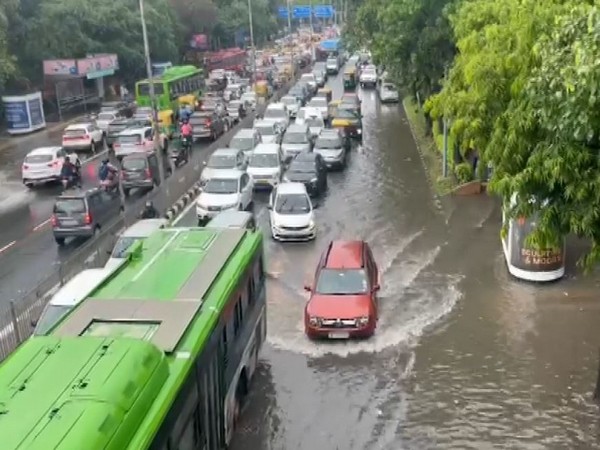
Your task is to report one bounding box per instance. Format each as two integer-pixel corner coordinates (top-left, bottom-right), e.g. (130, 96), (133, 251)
(201, 148), (248, 183)
(230, 128), (262, 157)
(300, 73), (317, 93)
(196, 170), (254, 221)
(247, 143), (283, 189)
(113, 126), (160, 160)
(269, 182), (317, 241)
(326, 57), (340, 74)
(295, 107), (321, 126)
(262, 103), (290, 131)
(104, 218), (168, 271)
(305, 115), (325, 139)
(95, 111), (119, 133)
(253, 120), (282, 145)
(62, 123), (104, 153)
(379, 82), (400, 103)
(241, 92), (257, 111)
(22, 147), (81, 188)
(281, 95), (301, 118)
(307, 97), (328, 120)
(360, 66), (378, 88)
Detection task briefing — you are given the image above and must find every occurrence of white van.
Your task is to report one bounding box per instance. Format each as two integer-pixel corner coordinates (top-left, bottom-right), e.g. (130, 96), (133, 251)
(32, 268), (114, 335)
(247, 143), (283, 189)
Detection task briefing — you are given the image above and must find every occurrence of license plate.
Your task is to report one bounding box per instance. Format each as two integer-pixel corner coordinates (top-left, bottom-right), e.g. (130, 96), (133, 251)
(61, 219), (78, 226)
(328, 332), (350, 339)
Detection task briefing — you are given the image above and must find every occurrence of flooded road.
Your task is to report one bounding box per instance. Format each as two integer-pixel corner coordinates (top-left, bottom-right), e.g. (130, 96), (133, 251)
(228, 71), (600, 449)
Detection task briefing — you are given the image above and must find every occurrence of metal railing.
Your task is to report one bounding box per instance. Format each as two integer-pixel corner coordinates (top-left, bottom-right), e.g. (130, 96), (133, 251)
(0, 74), (302, 362)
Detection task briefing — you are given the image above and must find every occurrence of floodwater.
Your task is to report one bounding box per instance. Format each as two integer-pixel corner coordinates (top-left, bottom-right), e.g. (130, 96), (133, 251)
(230, 70), (600, 449)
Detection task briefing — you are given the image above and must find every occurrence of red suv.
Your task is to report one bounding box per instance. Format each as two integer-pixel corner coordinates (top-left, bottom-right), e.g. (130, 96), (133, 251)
(304, 240), (380, 339)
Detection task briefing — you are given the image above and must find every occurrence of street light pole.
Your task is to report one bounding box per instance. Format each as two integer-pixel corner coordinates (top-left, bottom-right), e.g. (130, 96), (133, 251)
(287, 0), (295, 77)
(309, 0), (314, 60)
(247, 0), (256, 84)
(139, 0), (166, 192)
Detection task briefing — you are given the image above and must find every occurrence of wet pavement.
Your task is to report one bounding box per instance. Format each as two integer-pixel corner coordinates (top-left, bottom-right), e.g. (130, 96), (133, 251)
(207, 72), (600, 448)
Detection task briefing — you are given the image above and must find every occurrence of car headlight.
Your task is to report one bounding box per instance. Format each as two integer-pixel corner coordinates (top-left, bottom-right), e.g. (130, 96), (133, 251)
(308, 220), (315, 229)
(283, 175), (290, 182)
(308, 316), (322, 326)
(357, 316), (370, 326)
(357, 129), (362, 134)
(310, 177), (318, 183)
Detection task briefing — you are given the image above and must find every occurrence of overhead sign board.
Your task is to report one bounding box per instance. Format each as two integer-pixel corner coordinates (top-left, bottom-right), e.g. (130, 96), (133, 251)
(278, 6), (288, 18)
(293, 5), (311, 19)
(314, 5), (334, 18)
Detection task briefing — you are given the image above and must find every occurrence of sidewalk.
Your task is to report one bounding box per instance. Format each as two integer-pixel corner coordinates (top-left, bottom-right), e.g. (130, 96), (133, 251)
(0, 116), (86, 152)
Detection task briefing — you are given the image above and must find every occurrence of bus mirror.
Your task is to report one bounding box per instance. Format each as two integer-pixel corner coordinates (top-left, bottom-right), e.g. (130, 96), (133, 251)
(30, 319), (38, 328)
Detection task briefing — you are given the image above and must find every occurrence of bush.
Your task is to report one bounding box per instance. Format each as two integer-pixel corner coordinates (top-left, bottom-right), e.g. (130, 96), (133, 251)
(454, 162), (473, 184)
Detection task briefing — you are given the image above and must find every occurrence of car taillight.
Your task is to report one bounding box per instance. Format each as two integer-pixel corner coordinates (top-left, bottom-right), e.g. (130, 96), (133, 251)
(145, 168), (151, 178)
(51, 215), (58, 226)
(22, 164), (29, 170)
(84, 213), (92, 225)
(121, 170), (126, 178)
(205, 119), (212, 127)
(83, 134), (90, 140)
(114, 142), (121, 148)
(47, 161), (60, 168)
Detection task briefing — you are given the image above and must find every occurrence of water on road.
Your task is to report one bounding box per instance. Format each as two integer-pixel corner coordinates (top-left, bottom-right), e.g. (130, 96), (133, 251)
(224, 72), (600, 449)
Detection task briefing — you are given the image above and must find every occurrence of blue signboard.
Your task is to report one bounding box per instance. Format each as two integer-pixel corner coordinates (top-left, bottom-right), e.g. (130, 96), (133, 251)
(278, 6), (288, 18)
(4, 101), (29, 131)
(28, 98), (44, 127)
(293, 5), (311, 19)
(2, 92), (46, 135)
(314, 5), (334, 18)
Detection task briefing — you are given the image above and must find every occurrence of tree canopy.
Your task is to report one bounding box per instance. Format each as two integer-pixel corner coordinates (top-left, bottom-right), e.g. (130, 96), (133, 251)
(351, 0), (600, 267)
(0, 0), (278, 93)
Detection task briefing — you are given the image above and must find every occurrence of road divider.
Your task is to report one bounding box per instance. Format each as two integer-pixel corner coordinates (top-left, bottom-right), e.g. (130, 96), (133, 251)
(164, 181), (202, 222)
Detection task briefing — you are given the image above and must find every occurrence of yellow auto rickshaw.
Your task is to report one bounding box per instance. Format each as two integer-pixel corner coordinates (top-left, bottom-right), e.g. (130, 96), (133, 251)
(254, 80), (270, 98)
(343, 68), (357, 91)
(331, 107), (363, 141)
(178, 94), (196, 106)
(157, 109), (176, 139)
(317, 87), (332, 103)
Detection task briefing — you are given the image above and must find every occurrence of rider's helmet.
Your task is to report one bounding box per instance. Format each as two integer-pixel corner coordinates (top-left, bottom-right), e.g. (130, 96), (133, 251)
(64, 156), (70, 163)
(102, 158), (109, 165)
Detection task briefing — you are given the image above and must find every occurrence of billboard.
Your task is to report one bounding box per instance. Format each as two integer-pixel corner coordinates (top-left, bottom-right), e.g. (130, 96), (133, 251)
(78, 54), (119, 79)
(43, 59), (77, 76)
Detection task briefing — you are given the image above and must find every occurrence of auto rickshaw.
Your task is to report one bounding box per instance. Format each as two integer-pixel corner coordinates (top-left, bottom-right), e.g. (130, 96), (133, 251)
(178, 94), (196, 107)
(331, 107), (363, 141)
(317, 87), (332, 103)
(343, 68), (357, 91)
(328, 100), (341, 120)
(254, 80), (270, 98)
(157, 109), (176, 139)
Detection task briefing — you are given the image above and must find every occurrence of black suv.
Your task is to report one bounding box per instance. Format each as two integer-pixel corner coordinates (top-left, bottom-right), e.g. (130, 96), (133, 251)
(121, 152), (171, 196)
(283, 152), (328, 197)
(51, 188), (123, 245)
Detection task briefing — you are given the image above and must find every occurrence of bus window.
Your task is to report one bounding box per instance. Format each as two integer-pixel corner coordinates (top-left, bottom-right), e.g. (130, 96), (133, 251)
(233, 298), (242, 337)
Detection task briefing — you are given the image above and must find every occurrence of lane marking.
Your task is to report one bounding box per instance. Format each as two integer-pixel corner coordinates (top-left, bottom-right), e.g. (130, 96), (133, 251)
(0, 241), (16, 254)
(172, 198), (198, 225)
(33, 218), (51, 231)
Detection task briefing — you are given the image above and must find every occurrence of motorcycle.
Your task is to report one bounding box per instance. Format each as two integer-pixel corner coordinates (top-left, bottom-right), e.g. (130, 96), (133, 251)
(99, 172), (119, 193)
(61, 175), (80, 190)
(171, 137), (191, 167)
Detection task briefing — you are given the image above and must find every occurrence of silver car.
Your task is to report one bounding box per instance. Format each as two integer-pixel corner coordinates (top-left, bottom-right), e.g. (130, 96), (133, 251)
(281, 124), (312, 162)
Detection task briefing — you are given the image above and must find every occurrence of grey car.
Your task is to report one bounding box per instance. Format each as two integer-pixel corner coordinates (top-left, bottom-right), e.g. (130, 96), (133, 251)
(281, 124), (312, 162)
(52, 188), (123, 245)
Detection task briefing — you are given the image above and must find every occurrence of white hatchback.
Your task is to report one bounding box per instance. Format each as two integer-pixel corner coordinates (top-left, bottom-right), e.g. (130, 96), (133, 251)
(269, 182), (317, 241)
(247, 143), (283, 189)
(22, 147), (81, 187)
(196, 170), (254, 221)
(62, 123), (104, 153)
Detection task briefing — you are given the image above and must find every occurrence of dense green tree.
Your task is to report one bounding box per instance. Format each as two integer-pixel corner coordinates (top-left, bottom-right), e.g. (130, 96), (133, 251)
(349, 0), (456, 100)
(427, 0), (600, 267)
(0, 0), (18, 93)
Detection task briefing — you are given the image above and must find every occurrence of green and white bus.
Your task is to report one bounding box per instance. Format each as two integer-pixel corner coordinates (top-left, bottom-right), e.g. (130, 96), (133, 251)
(135, 65), (204, 110)
(0, 226), (266, 450)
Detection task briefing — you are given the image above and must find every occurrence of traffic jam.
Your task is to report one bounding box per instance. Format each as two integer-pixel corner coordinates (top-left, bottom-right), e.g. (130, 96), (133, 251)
(17, 25), (400, 344)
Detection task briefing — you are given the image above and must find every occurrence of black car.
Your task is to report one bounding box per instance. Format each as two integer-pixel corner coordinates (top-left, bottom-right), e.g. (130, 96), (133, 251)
(121, 152), (171, 196)
(283, 152), (328, 197)
(51, 188), (123, 245)
(190, 111), (226, 141)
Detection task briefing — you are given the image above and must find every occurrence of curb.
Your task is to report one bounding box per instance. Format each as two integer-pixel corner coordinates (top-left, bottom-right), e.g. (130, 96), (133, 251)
(0, 116), (86, 152)
(163, 181), (203, 221)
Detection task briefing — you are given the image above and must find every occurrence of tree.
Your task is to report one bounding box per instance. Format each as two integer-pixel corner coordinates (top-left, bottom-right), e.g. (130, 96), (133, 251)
(170, 0), (218, 38)
(350, 0), (456, 100)
(427, 0), (600, 268)
(0, 0), (18, 93)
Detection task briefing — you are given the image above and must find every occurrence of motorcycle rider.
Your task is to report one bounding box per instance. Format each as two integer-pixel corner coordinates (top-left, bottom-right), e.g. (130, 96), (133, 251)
(180, 119), (193, 153)
(60, 156), (81, 188)
(140, 200), (159, 219)
(98, 158), (118, 190)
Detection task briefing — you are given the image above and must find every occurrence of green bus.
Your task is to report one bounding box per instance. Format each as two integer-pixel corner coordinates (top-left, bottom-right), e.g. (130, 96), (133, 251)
(0, 227), (267, 450)
(135, 65), (204, 110)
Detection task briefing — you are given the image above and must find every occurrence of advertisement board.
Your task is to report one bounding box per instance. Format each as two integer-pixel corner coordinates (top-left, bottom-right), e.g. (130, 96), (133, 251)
(2, 92), (46, 135)
(43, 59), (78, 76)
(508, 216), (565, 272)
(189, 34), (209, 50)
(78, 54), (119, 79)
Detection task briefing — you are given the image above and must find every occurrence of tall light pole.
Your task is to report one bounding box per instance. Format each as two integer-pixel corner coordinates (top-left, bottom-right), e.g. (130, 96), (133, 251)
(139, 0), (166, 191)
(309, 0), (314, 60)
(287, 0), (295, 77)
(247, 0), (256, 84)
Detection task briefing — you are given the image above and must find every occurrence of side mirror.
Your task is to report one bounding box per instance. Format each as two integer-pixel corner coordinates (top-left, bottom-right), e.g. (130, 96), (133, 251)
(304, 284), (312, 292)
(106, 249), (112, 255)
(267, 204), (272, 210)
(30, 319), (37, 328)
(372, 284), (380, 292)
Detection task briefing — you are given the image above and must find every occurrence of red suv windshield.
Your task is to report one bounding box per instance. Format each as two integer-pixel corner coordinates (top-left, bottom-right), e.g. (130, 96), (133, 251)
(316, 269), (368, 295)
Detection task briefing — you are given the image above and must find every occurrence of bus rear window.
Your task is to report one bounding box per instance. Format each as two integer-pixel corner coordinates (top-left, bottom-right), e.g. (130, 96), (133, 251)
(138, 82), (165, 96)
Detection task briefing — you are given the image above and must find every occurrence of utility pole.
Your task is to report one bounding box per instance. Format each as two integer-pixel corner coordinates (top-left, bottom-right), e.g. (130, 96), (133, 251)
(139, 0), (166, 193)
(287, 0), (295, 77)
(247, 0), (256, 84)
(442, 65), (450, 178)
(309, 0), (314, 60)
